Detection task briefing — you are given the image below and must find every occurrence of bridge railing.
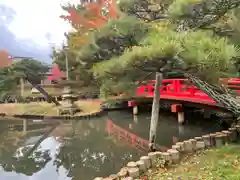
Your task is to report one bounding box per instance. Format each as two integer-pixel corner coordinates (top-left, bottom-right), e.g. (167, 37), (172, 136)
(107, 120), (149, 151)
(136, 78), (240, 102)
(221, 78), (240, 93)
(137, 79), (210, 100)
(107, 120), (168, 152)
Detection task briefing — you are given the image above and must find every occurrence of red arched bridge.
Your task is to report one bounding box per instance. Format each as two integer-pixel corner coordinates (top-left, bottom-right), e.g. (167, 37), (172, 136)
(132, 78), (240, 108)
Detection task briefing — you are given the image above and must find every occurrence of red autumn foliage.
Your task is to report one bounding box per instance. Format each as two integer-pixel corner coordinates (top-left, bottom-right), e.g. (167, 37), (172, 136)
(47, 63), (66, 81)
(60, 0), (119, 31)
(102, 0), (118, 19)
(0, 50), (12, 68)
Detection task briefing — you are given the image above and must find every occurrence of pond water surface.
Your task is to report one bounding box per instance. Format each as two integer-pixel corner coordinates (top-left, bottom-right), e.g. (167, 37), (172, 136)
(0, 110), (222, 180)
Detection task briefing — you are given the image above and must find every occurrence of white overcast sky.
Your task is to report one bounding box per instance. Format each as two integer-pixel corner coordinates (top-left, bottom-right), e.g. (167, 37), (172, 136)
(0, 0), (79, 48)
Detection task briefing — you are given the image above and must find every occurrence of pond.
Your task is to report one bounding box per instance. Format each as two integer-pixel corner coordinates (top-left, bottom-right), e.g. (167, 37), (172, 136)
(0, 110), (222, 180)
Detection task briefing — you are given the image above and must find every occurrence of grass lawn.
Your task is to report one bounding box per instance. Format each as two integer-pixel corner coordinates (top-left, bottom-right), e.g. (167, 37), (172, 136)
(147, 144), (240, 180)
(0, 100), (102, 116)
(19, 86), (98, 97)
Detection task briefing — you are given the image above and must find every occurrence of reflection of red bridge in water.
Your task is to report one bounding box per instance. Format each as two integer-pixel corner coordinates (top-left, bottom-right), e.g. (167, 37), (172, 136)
(134, 78), (240, 107)
(106, 79), (240, 155)
(107, 120), (168, 152)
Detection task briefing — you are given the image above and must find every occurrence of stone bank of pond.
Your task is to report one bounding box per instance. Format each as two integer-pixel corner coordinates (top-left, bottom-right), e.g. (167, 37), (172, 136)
(0, 111), (222, 180)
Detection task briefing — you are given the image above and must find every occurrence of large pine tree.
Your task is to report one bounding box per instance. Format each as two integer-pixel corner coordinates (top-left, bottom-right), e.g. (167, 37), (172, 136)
(57, 0), (240, 97)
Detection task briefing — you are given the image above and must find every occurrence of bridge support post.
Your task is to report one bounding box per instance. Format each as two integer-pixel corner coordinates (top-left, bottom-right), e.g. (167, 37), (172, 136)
(128, 100), (138, 115)
(171, 104), (185, 124)
(178, 112), (185, 124)
(133, 106), (138, 115)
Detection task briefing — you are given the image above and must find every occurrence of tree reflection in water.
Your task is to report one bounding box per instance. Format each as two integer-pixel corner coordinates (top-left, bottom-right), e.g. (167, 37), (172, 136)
(0, 131), (67, 178)
(2, 150), (51, 176)
(0, 119), (142, 179)
(53, 120), (141, 179)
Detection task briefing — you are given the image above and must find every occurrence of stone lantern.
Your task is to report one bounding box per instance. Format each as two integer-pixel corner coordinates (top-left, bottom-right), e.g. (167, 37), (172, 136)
(58, 84), (80, 116)
(62, 86), (74, 105)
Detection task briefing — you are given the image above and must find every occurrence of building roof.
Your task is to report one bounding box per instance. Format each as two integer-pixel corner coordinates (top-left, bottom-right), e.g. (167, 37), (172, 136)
(47, 63), (66, 80)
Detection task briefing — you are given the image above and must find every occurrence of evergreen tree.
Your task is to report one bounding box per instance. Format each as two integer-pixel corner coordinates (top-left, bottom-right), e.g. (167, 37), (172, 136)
(59, 0), (240, 97)
(0, 59), (49, 96)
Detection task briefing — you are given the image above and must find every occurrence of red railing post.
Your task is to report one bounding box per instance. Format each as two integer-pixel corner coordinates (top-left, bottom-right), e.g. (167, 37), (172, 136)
(136, 86), (145, 96)
(174, 80), (182, 93)
(147, 84), (154, 96)
(187, 85), (197, 97)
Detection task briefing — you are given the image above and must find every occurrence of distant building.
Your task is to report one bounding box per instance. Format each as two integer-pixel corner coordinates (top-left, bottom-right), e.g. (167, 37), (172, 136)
(10, 56), (33, 62)
(0, 52), (65, 95)
(22, 63), (66, 88)
(0, 51), (34, 68)
(0, 50), (12, 68)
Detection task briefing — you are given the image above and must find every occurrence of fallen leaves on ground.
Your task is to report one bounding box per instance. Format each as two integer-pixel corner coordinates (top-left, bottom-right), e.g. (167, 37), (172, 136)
(145, 144), (240, 180)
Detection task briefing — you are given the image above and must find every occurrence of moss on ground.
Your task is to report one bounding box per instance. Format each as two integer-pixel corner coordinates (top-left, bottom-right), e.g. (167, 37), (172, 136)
(145, 144), (240, 180)
(0, 100), (101, 117)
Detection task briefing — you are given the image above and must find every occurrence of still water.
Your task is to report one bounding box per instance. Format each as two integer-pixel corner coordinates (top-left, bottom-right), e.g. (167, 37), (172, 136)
(0, 111), (222, 180)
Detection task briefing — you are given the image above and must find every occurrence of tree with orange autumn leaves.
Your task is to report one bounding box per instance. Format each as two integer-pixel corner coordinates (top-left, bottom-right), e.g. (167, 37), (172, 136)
(55, 0), (122, 84)
(62, 0), (119, 29)
(60, 0), (119, 49)
(55, 0), (120, 83)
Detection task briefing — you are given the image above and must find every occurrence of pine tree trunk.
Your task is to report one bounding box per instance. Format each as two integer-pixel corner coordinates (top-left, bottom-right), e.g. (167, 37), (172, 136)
(149, 71), (162, 151)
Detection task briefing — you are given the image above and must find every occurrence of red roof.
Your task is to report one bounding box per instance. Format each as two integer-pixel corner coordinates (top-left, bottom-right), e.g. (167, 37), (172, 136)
(47, 63), (66, 81)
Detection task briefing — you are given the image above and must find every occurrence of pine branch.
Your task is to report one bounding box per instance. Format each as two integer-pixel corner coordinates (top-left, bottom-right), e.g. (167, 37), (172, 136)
(177, 0), (240, 30)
